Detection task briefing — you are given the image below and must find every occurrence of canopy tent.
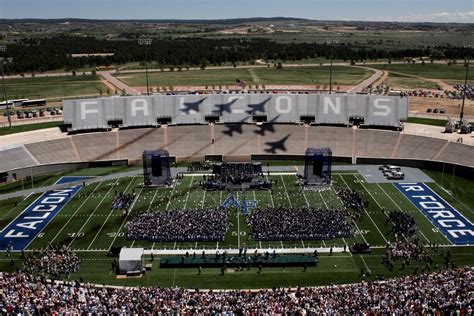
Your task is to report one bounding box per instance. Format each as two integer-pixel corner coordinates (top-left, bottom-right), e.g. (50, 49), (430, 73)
(119, 248), (144, 274)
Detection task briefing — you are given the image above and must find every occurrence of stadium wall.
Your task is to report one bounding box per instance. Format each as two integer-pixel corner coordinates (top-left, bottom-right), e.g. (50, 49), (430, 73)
(4, 160), (128, 182)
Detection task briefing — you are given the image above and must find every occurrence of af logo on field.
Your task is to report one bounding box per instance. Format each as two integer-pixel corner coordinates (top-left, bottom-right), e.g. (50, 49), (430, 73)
(221, 194), (257, 216)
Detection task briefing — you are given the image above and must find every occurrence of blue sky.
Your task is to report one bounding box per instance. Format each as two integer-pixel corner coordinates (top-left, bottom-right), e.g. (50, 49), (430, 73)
(0, 0), (473, 22)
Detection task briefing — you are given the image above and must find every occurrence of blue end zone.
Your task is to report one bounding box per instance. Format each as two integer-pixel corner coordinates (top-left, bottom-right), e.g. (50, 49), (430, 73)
(0, 176), (88, 251)
(394, 182), (474, 245)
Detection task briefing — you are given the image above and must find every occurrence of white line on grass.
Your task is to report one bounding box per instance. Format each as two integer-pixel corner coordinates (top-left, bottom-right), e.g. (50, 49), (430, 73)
(151, 179), (181, 250)
(280, 175), (293, 207)
(109, 187), (143, 250)
(337, 175), (374, 245)
(69, 178), (120, 247)
(87, 177), (136, 250)
(376, 183), (431, 243)
(50, 182), (103, 244)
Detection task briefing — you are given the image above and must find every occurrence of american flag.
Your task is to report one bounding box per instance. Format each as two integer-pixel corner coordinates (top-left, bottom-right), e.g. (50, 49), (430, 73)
(235, 78), (247, 88)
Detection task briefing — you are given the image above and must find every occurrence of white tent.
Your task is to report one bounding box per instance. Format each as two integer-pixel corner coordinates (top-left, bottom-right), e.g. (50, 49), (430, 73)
(119, 248), (144, 274)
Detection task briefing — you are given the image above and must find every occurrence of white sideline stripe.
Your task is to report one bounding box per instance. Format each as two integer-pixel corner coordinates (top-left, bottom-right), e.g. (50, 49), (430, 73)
(348, 174), (389, 244)
(50, 182), (103, 244)
(87, 177), (136, 250)
(68, 178), (121, 247)
(376, 183), (431, 244)
(337, 175), (370, 245)
(109, 187), (144, 250)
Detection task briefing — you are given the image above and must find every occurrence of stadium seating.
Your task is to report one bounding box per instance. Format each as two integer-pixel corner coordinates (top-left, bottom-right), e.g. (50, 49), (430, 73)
(72, 132), (118, 161)
(394, 135), (448, 160)
(436, 142), (474, 167)
(307, 126), (353, 157)
(25, 138), (78, 164)
(213, 124), (257, 158)
(118, 128), (165, 161)
(1, 125), (474, 172)
(0, 145), (38, 172)
(166, 125), (212, 159)
(356, 129), (400, 158)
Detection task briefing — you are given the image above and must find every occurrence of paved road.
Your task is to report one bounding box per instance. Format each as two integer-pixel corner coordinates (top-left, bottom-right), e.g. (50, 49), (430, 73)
(99, 72), (140, 95)
(347, 66), (384, 93)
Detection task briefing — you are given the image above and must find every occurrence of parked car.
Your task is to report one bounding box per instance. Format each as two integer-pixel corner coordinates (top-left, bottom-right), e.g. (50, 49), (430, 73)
(426, 108), (432, 113)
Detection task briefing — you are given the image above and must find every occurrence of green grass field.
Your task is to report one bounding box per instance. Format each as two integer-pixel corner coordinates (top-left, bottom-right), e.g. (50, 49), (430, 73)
(385, 72), (439, 90)
(115, 66), (372, 87)
(4, 75), (107, 101)
(0, 165), (471, 288)
(0, 121), (62, 136)
(369, 63), (473, 81)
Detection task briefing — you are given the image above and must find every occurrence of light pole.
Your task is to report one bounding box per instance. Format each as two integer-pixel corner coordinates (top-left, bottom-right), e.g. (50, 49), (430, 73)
(459, 45), (470, 125)
(138, 38), (152, 96)
(327, 39), (338, 94)
(0, 45), (10, 128)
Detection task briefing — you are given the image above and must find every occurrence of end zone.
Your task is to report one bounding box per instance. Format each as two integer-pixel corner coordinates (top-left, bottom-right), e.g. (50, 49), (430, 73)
(395, 182), (474, 245)
(0, 176), (88, 251)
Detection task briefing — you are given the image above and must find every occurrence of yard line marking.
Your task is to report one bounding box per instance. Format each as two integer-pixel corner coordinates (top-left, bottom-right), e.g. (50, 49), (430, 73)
(108, 187), (144, 251)
(184, 176), (194, 209)
(88, 177), (136, 250)
(0, 194), (36, 233)
(301, 240), (305, 247)
(50, 182), (103, 244)
(150, 178), (181, 250)
(328, 185), (351, 255)
(147, 187), (160, 211)
(237, 199), (241, 249)
(360, 255), (370, 271)
(337, 175), (370, 245)
(345, 175), (388, 244)
(376, 183), (431, 243)
(280, 175), (293, 207)
(280, 241), (284, 248)
(69, 178), (120, 247)
(432, 182), (473, 215)
(201, 189), (206, 208)
(265, 174), (275, 207)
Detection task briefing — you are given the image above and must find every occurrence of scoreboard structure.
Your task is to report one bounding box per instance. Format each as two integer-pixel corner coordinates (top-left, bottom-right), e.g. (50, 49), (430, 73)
(63, 93), (408, 132)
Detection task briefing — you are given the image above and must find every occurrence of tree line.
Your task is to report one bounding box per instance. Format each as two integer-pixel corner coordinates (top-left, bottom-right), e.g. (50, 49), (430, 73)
(2, 36), (472, 74)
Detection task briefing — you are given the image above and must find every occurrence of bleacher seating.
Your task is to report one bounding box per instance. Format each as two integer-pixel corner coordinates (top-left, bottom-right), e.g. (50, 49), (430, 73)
(0, 145), (38, 172)
(394, 135), (447, 160)
(167, 125), (212, 159)
(307, 126), (353, 157)
(25, 139), (78, 164)
(72, 132), (118, 161)
(356, 129), (400, 158)
(437, 142), (474, 167)
(0, 125), (473, 172)
(118, 128), (165, 161)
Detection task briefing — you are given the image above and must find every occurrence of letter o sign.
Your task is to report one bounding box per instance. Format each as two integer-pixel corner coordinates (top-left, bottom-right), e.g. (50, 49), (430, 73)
(276, 96), (292, 113)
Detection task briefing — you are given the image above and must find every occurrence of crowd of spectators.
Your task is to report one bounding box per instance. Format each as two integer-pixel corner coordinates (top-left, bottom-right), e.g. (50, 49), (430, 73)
(22, 245), (80, 278)
(337, 189), (367, 220)
(248, 207), (352, 240)
(215, 163), (256, 185)
(0, 268), (471, 314)
(388, 240), (429, 263)
(388, 210), (417, 237)
(126, 208), (229, 242)
(112, 191), (136, 210)
(187, 161), (211, 172)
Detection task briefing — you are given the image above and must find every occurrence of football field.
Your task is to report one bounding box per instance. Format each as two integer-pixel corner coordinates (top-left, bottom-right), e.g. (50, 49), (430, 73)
(0, 166), (473, 288)
(21, 171), (461, 252)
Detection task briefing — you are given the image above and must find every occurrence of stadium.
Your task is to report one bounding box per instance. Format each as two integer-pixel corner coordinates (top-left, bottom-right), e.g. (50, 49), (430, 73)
(0, 8), (473, 314)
